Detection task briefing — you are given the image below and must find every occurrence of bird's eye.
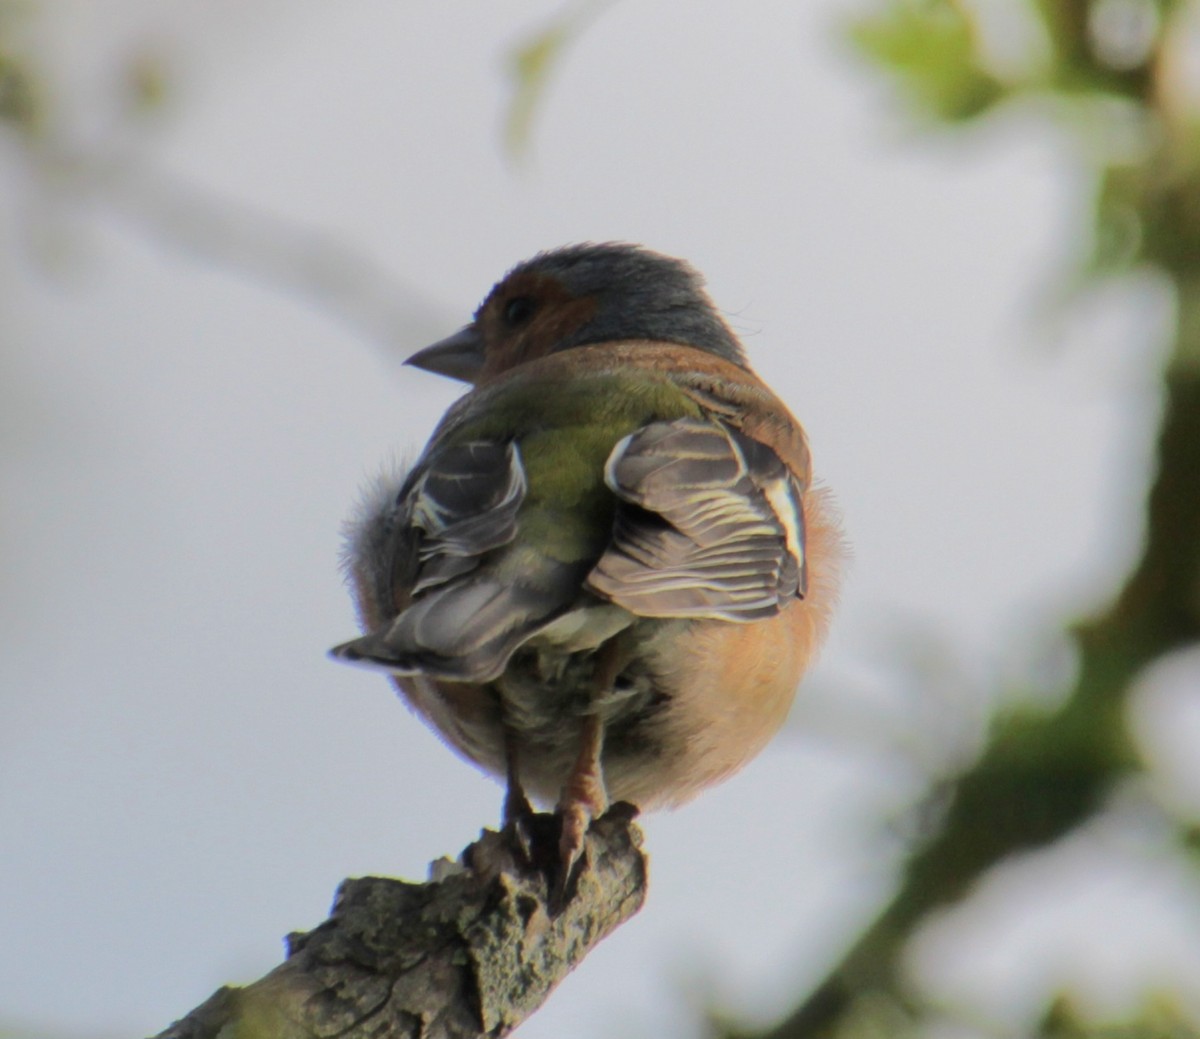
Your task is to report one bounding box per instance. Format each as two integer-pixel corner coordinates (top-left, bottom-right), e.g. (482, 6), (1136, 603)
(503, 297), (536, 326)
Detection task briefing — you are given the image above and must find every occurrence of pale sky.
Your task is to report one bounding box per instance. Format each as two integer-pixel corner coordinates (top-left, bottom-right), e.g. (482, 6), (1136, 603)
(3, 2), (1199, 1037)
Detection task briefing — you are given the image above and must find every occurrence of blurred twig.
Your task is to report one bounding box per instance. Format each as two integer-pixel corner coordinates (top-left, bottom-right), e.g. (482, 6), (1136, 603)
(14, 141), (445, 351)
(0, 9), (442, 353)
(79, 152), (443, 350)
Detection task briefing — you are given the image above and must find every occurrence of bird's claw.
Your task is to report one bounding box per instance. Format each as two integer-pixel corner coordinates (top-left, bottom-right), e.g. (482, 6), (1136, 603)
(550, 769), (608, 912)
(503, 785), (538, 866)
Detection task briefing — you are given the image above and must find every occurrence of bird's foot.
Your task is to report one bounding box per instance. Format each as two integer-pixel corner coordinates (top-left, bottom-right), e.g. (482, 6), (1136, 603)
(551, 771), (608, 912)
(502, 741), (540, 864)
(511, 822), (535, 869)
(503, 785), (536, 827)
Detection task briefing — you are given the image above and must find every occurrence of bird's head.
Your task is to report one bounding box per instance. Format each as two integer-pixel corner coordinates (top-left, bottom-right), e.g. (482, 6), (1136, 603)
(405, 243), (747, 384)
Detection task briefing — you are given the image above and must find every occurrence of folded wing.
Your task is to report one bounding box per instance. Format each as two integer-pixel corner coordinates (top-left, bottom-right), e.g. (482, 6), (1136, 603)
(334, 439), (580, 682)
(586, 418), (807, 620)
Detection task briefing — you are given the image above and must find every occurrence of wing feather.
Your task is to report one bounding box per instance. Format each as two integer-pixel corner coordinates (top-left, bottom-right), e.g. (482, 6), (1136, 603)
(334, 438), (581, 682)
(408, 441), (526, 593)
(587, 418), (806, 620)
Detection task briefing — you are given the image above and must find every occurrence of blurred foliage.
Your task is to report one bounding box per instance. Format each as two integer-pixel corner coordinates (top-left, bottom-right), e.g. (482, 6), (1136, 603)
(1039, 997), (1200, 1039)
(0, 48), (39, 133)
(0, 0), (171, 134)
(849, 1), (1004, 120)
(722, 2), (1200, 1039)
(506, 13), (575, 158)
(0, 2), (40, 137)
(505, 0), (613, 160)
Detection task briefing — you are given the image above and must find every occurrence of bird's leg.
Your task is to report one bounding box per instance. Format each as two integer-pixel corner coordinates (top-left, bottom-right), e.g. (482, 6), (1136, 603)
(502, 726), (536, 826)
(555, 711), (608, 899)
(554, 641), (620, 904)
(502, 726), (539, 865)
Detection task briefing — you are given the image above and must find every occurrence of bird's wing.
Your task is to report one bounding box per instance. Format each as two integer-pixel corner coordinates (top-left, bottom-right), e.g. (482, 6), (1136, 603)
(333, 438), (581, 682)
(586, 417), (806, 620)
(406, 440), (526, 593)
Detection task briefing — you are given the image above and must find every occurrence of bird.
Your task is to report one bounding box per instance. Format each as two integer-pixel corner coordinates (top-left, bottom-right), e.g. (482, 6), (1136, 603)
(332, 243), (841, 890)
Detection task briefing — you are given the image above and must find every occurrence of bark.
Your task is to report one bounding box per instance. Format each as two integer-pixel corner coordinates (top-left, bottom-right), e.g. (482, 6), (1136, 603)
(154, 806), (647, 1039)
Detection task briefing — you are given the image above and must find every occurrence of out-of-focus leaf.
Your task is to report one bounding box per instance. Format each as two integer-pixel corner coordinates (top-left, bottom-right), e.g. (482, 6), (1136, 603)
(849, 0), (1006, 121)
(0, 0), (41, 135)
(1031, 0), (1172, 98)
(1091, 163), (1148, 273)
(1143, 170), (1200, 276)
(125, 49), (171, 115)
(0, 49), (40, 133)
(1038, 994), (1200, 1039)
(504, 1), (612, 160)
(1183, 823), (1200, 858)
(506, 19), (570, 158)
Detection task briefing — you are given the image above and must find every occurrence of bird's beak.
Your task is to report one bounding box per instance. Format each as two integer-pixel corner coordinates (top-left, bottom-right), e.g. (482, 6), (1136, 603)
(405, 325), (485, 384)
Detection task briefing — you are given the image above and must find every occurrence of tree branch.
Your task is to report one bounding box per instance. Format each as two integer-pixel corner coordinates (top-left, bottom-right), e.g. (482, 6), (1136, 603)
(154, 806), (647, 1039)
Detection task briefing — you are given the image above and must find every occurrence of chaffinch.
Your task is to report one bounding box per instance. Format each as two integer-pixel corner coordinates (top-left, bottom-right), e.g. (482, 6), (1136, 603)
(333, 243), (841, 881)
